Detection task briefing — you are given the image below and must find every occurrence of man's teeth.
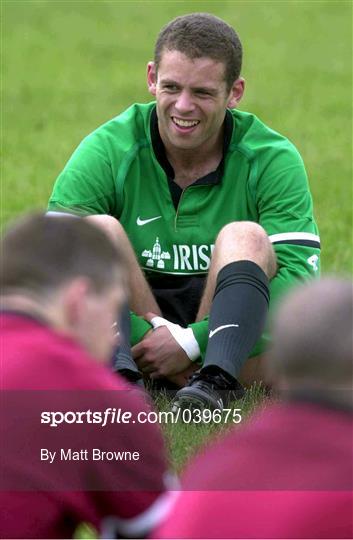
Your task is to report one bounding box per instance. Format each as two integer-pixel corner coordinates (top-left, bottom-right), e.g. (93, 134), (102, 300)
(172, 117), (199, 128)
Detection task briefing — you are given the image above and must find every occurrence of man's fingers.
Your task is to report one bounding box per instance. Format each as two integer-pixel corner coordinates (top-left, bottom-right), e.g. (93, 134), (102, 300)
(135, 356), (149, 370)
(132, 329), (155, 359)
(140, 363), (158, 375)
(135, 351), (158, 372)
(149, 371), (163, 380)
(131, 342), (145, 360)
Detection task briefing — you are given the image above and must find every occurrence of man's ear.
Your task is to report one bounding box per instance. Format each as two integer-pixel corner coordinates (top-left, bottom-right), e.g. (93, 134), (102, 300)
(62, 278), (91, 328)
(147, 61), (157, 96)
(227, 77), (245, 109)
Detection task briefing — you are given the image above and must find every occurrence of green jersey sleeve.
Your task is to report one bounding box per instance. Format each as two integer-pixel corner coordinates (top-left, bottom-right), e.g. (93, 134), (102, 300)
(258, 144), (320, 282)
(48, 132), (119, 216)
(251, 141), (321, 356)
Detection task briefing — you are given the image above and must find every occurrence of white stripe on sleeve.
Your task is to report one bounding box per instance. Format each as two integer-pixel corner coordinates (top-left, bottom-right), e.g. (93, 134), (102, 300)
(269, 232), (320, 244)
(46, 211), (80, 218)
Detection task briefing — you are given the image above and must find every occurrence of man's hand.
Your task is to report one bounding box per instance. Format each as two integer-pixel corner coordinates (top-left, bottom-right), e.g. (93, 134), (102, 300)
(132, 313), (192, 379)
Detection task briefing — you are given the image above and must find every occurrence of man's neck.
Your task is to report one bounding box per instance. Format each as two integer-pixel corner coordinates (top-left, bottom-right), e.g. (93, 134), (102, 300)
(163, 130), (224, 189)
(0, 294), (60, 329)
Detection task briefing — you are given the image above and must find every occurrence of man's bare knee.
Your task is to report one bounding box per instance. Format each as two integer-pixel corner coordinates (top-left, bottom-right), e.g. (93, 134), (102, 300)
(217, 221), (269, 250)
(214, 221), (277, 278)
(85, 215), (126, 245)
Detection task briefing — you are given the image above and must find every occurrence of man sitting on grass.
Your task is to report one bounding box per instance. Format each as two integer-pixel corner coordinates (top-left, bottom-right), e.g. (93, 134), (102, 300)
(48, 12), (320, 410)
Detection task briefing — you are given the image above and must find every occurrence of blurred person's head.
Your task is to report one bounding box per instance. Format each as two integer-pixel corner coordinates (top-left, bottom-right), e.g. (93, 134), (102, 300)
(268, 278), (353, 408)
(0, 213), (127, 361)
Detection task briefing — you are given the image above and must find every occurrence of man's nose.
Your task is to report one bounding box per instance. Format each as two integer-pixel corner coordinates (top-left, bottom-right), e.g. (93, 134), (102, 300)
(175, 90), (195, 114)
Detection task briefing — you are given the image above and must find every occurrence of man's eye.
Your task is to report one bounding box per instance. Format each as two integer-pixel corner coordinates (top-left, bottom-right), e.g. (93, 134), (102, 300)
(164, 85), (179, 92)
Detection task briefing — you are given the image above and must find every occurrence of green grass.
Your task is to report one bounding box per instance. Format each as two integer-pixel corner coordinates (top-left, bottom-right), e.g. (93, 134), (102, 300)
(154, 383), (271, 472)
(2, 1), (352, 272)
(2, 0), (352, 474)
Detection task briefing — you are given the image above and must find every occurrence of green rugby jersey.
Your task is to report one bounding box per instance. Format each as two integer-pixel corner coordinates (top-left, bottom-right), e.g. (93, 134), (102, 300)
(48, 102), (321, 358)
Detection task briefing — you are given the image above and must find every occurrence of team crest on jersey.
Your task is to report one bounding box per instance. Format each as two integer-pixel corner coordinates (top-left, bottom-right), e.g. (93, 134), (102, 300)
(141, 236), (215, 273)
(141, 237), (171, 269)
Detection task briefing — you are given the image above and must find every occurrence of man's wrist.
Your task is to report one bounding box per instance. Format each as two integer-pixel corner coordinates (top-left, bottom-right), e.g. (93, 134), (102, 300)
(188, 317), (209, 362)
(130, 312), (153, 346)
(150, 316), (201, 362)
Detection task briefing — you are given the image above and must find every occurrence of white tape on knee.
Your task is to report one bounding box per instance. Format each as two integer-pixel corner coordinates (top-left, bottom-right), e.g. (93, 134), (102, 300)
(150, 316), (200, 361)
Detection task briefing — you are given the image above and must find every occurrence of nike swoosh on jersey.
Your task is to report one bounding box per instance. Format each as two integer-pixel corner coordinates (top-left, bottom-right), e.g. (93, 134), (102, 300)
(209, 324), (239, 339)
(136, 216), (162, 226)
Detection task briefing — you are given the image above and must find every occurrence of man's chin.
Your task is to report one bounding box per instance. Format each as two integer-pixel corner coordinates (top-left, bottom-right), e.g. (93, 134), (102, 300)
(167, 135), (202, 151)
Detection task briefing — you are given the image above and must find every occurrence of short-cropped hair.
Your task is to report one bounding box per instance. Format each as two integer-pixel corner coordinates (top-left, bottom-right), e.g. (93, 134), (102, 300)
(269, 278), (353, 390)
(0, 213), (126, 296)
(154, 13), (242, 92)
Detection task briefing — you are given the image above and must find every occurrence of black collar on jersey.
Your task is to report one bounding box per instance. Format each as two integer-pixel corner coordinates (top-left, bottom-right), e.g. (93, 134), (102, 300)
(150, 106), (233, 209)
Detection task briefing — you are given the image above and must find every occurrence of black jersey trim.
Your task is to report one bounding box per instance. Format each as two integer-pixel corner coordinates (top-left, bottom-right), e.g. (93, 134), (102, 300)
(273, 239), (321, 248)
(269, 232), (320, 249)
(150, 108), (174, 178)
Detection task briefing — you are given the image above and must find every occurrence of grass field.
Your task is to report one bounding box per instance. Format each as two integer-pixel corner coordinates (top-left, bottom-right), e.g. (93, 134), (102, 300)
(2, 0), (352, 474)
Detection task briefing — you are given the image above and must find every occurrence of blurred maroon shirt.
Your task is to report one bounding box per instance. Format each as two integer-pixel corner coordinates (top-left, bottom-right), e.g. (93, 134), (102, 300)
(155, 401), (353, 539)
(1, 312), (171, 539)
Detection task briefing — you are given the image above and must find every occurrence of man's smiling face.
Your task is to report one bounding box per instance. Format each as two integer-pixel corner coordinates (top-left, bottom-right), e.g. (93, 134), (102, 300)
(147, 50), (240, 153)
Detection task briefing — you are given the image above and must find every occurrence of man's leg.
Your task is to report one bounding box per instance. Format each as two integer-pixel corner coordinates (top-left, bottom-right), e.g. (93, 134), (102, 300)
(112, 301), (145, 386)
(173, 221), (276, 409)
(200, 221), (276, 376)
(197, 221), (276, 321)
(86, 215), (161, 381)
(85, 215), (162, 316)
